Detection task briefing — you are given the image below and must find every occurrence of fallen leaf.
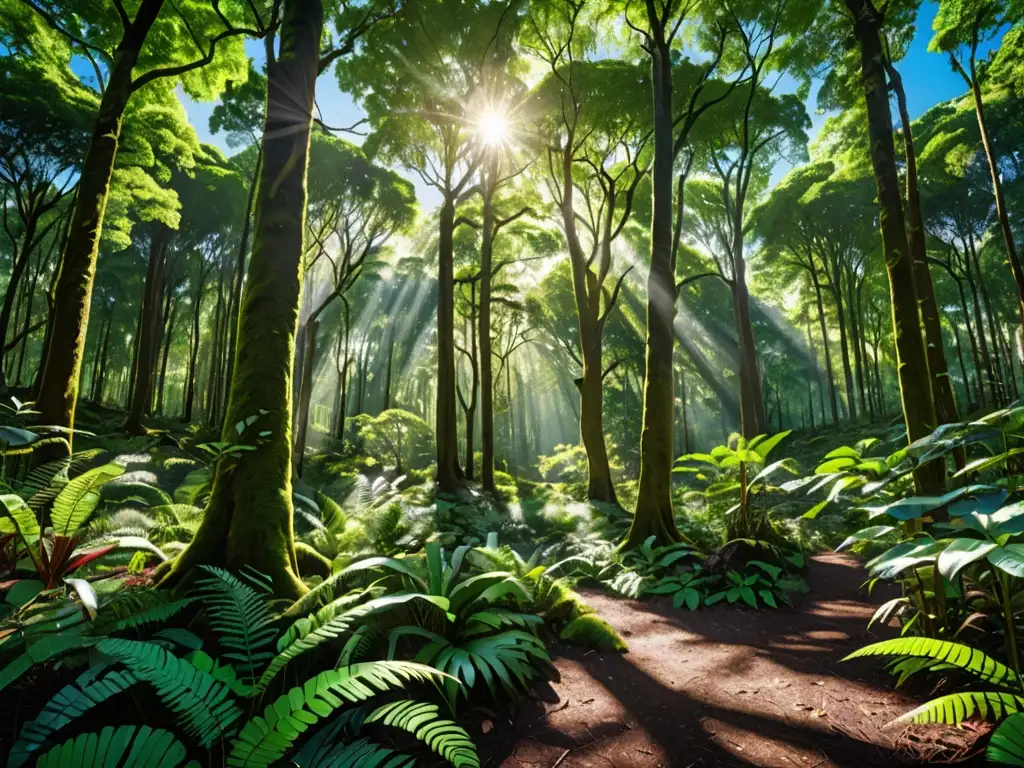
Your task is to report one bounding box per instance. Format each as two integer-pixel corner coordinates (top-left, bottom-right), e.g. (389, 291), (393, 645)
(481, 721), (493, 734)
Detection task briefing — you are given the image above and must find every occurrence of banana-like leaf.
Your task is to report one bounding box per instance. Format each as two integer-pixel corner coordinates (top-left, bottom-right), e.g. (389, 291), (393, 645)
(937, 538), (997, 580)
(51, 463), (125, 536)
(836, 525), (896, 552)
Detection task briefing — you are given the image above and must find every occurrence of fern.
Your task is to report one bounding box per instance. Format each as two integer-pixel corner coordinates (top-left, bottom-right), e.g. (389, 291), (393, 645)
(101, 481), (174, 508)
(228, 661), (451, 767)
(8, 666), (138, 768)
(96, 638), (242, 748)
(368, 699), (480, 767)
(843, 637), (1019, 686)
(35, 725), (192, 768)
(92, 590), (194, 634)
(195, 566), (277, 683)
(893, 691), (1024, 726)
(258, 593), (444, 690)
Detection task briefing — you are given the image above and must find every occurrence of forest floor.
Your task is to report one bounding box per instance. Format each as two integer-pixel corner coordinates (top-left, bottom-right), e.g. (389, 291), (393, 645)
(478, 554), (987, 768)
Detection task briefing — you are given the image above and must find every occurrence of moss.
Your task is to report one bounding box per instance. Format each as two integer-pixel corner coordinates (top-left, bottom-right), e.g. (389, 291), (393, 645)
(559, 614), (628, 652)
(541, 580), (594, 623)
(295, 542), (332, 579)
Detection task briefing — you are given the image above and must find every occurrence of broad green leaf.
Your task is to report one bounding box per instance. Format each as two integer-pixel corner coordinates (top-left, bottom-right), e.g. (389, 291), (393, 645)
(936, 538), (997, 580)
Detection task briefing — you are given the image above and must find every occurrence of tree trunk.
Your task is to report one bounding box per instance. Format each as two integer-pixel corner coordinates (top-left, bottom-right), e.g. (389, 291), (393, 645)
(889, 61), (962, 434)
(969, 65), (1024, 321)
(91, 308), (113, 403)
(225, 147), (262, 397)
(182, 275), (205, 421)
(0, 220), (38, 388)
(293, 317), (317, 477)
(382, 325), (395, 411)
(731, 216), (765, 437)
(204, 272), (226, 425)
(832, 277), (856, 421)
(158, 0), (321, 599)
(480, 160), (497, 493)
(435, 197), (463, 491)
(810, 262), (840, 425)
(628, 31), (682, 547)
(34, 1), (163, 448)
(955, 279), (983, 407)
(965, 256), (997, 404)
(126, 227), (168, 435)
(156, 293), (178, 415)
(847, 0), (942, 493)
(334, 298), (351, 441)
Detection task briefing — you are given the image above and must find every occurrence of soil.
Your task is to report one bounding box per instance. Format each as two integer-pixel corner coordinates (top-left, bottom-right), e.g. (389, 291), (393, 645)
(478, 553), (987, 768)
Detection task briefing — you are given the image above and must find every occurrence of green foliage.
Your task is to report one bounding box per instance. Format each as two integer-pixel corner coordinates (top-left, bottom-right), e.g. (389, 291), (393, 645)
(36, 725), (192, 768)
(559, 614), (627, 652)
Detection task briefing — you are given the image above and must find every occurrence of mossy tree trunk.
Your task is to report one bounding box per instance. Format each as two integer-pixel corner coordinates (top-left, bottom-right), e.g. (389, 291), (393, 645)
(628, 24), (683, 548)
(159, 0), (322, 599)
(887, 59), (962, 444)
(847, 0), (943, 493)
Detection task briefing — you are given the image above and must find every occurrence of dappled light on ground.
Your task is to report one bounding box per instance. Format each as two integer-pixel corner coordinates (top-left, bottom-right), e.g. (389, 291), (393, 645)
(480, 554), (974, 768)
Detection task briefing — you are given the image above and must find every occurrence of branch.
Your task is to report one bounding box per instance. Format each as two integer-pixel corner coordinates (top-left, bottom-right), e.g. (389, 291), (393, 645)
(676, 271), (731, 290)
(131, 25), (262, 92)
(598, 265), (633, 326)
(19, 0), (114, 65)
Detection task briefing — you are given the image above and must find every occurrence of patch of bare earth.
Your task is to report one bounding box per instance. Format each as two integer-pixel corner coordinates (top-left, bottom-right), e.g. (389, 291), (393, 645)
(478, 553), (986, 768)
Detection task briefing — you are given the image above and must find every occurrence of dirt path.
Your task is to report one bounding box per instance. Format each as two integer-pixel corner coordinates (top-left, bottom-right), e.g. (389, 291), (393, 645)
(479, 553), (982, 768)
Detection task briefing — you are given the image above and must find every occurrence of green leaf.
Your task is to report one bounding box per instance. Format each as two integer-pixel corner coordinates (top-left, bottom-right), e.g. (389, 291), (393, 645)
(0, 493), (39, 540)
(843, 637), (1018, 686)
(937, 539), (997, 580)
(836, 525), (896, 552)
(801, 500), (829, 520)
(229, 662), (451, 767)
(367, 700), (480, 767)
(894, 691), (1024, 727)
(759, 590), (778, 609)
(51, 463), (124, 536)
(988, 712), (1024, 765)
(989, 545), (1024, 578)
(35, 725), (189, 768)
(752, 430), (791, 460)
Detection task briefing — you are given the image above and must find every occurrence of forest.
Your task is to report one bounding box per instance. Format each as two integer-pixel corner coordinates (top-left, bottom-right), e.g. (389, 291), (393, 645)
(2, 0), (1024, 764)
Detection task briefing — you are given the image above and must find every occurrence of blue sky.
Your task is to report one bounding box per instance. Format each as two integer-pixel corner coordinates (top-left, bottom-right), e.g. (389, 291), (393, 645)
(182, 1), (991, 209)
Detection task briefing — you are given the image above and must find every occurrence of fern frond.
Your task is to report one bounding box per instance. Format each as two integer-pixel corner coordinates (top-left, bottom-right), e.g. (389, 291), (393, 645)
(92, 591), (194, 634)
(368, 699), (480, 767)
(96, 638), (242, 747)
(258, 593), (444, 691)
(892, 691), (1024, 727)
(101, 481), (174, 508)
(8, 666), (138, 768)
(195, 566), (277, 682)
(228, 661), (452, 767)
(35, 725), (191, 768)
(843, 637), (1018, 687)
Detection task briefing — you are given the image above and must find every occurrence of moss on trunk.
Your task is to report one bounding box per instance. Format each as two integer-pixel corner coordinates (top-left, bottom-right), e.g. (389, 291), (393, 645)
(158, 0), (323, 599)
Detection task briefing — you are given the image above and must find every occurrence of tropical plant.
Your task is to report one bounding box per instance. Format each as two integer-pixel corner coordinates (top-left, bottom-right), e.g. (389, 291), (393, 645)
(1, 565), (481, 768)
(674, 431), (797, 540)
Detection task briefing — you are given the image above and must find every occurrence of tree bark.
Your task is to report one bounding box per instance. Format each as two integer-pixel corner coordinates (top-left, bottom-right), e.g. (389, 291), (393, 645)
(35, 0), (164, 449)
(480, 159), (497, 493)
(158, 0), (321, 599)
(628, 27), (683, 547)
(888, 61), (961, 434)
(126, 227), (168, 434)
(182, 272), (206, 422)
(224, 147), (262, 397)
(435, 197), (463, 491)
(293, 317), (317, 477)
(847, 0), (942, 493)
(810, 260), (840, 425)
(156, 292), (179, 415)
(967, 57), (1024, 322)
